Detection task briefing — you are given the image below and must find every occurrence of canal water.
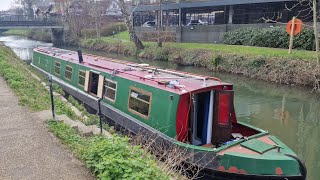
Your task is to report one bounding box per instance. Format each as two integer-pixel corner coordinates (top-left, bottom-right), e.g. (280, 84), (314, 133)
(1, 36), (319, 180)
(0, 36), (52, 61)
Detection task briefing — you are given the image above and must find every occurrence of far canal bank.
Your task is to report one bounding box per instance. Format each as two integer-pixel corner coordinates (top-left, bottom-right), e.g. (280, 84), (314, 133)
(1, 35), (320, 180)
(4, 29), (320, 93)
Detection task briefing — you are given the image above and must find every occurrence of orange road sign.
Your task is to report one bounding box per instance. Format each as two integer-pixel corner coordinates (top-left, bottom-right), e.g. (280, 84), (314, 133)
(286, 18), (303, 36)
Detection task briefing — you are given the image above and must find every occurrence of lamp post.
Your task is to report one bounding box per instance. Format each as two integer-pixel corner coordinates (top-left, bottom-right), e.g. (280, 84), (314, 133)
(159, 0), (162, 27)
(157, 0), (162, 47)
(157, 0), (168, 47)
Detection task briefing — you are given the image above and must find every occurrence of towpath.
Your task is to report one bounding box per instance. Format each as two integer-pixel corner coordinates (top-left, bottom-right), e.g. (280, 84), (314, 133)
(0, 77), (94, 180)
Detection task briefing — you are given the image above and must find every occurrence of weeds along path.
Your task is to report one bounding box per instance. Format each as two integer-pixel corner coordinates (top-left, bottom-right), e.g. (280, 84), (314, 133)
(0, 77), (95, 180)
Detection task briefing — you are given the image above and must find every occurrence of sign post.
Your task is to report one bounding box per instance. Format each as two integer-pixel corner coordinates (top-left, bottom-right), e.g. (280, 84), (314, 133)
(286, 17), (302, 54)
(288, 17), (296, 54)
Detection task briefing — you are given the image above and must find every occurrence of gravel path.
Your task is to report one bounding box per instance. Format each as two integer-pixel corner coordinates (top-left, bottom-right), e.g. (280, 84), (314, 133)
(0, 77), (94, 180)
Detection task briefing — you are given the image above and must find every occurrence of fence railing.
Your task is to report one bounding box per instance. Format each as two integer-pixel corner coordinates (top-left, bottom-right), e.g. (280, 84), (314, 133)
(0, 15), (63, 24)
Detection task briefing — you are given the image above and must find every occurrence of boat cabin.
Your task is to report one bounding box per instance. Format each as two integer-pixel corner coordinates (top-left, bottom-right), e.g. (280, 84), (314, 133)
(33, 47), (260, 148)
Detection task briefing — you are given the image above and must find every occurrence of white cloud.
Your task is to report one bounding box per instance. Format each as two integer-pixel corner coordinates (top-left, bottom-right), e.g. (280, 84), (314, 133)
(0, 0), (15, 11)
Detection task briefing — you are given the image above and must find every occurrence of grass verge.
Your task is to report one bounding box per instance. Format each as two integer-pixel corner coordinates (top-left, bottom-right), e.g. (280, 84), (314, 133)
(47, 121), (169, 179)
(80, 31), (320, 91)
(88, 31), (318, 60)
(2, 29), (52, 42)
(0, 45), (76, 117)
(2, 29), (30, 36)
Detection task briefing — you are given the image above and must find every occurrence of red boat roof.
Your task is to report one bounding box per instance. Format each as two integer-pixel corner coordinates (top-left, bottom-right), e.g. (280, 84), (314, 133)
(34, 47), (231, 95)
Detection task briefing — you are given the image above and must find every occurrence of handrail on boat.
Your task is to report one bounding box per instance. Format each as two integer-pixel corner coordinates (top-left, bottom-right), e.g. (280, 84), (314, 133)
(87, 63), (183, 90)
(34, 47), (223, 87)
(80, 52), (222, 83)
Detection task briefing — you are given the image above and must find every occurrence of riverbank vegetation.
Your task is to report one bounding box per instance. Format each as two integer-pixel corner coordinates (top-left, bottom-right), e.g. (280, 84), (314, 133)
(0, 44), (183, 179)
(3, 29), (52, 42)
(3, 27), (320, 91)
(79, 32), (320, 92)
(47, 121), (169, 179)
(2, 29), (30, 36)
(0, 44), (76, 117)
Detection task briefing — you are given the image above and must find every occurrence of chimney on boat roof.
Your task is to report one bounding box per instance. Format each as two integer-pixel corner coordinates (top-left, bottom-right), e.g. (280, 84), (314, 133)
(77, 50), (83, 63)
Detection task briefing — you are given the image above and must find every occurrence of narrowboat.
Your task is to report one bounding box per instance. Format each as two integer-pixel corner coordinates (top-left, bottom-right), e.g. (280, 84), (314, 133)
(31, 47), (307, 180)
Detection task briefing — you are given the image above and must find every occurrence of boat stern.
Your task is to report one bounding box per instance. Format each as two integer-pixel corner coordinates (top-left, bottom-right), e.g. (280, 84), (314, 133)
(214, 135), (306, 179)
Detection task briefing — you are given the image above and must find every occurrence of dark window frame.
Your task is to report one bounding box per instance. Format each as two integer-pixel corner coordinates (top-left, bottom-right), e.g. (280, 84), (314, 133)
(78, 70), (86, 87)
(54, 61), (61, 75)
(65, 65), (73, 81)
(128, 86), (152, 119)
(104, 79), (117, 102)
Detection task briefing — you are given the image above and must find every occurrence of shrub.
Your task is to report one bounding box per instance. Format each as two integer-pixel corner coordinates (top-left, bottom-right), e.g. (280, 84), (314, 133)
(100, 22), (126, 37)
(81, 23), (127, 38)
(27, 29), (52, 43)
(222, 27), (316, 50)
(47, 121), (169, 180)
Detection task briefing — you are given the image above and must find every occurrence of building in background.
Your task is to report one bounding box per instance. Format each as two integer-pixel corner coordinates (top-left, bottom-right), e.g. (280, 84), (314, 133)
(133, 0), (311, 26)
(132, 0), (313, 43)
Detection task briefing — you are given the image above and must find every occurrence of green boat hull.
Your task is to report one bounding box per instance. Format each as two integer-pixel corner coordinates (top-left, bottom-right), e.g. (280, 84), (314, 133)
(31, 63), (306, 179)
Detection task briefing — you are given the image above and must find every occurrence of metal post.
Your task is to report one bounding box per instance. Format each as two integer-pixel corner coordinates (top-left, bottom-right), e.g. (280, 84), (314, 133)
(288, 16), (296, 54)
(98, 98), (103, 134)
(228, 5), (234, 24)
(48, 76), (56, 120)
(160, 0), (162, 27)
(179, 8), (182, 26)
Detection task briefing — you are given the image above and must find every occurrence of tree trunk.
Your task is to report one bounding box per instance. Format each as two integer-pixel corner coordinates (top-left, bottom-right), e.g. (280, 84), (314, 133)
(313, 0), (319, 63)
(157, 1), (163, 47)
(95, 16), (100, 39)
(117, 0), (144, 50)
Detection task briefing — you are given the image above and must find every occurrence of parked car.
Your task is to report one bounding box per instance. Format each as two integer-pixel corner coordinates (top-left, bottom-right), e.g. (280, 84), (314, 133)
(142, 21), (156, 27)
(187, 19), (208, 26)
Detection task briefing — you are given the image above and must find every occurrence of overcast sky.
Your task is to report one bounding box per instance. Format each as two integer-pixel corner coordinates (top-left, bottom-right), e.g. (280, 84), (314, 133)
(0, 0), (14, 11)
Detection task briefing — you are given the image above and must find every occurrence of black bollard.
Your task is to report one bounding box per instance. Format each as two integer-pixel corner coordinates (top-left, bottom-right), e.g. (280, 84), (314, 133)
(48, 76), (55, 120)
(98, 98), (103, 134)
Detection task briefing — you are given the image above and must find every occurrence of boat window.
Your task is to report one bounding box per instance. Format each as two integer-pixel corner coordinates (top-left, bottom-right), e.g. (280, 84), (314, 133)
(54, 61), (60, 75)
(128, 87), (152, 119)
(104, 79), (117, 102)
(38, 57), (41, 64)
(65, 65), (73, 80)
(78, 70), (86, 87)
(89, 72), (99, 95)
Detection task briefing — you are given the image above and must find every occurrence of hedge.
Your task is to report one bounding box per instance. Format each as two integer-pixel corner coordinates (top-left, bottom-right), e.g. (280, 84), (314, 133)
(222, 27), (316, 50)
(81, 22), (127, 39)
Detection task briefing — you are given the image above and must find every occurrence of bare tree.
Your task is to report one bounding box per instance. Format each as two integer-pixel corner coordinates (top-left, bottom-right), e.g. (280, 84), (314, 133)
(16, 0), (54, 17)
(89, 0), (111, 39)
(16, 0), (35, 18)
(312, 0), (319, 63)
(286, 0), (319, 63)
(260, 0), (320, 63)
(116, 0), (145, 50)
(12, 7), (25, 15)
